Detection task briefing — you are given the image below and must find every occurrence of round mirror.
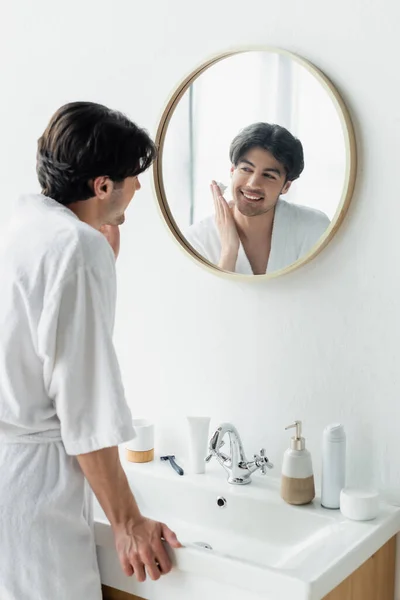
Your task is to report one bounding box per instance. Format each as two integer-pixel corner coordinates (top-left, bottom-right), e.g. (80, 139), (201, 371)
(154, 48), (357, 279)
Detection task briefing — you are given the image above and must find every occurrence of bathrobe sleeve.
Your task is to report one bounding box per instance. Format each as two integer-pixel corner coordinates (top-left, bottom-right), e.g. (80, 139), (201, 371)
(39, 263), (134, 455)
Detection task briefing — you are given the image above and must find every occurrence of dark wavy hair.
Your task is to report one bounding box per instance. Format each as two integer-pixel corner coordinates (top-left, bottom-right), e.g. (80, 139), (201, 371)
(229, 122), (304, 182)
(37, 102), (157, 205)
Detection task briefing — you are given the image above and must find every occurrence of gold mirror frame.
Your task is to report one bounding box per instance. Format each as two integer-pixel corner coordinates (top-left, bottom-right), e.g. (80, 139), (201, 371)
(153, 47), (357, 280)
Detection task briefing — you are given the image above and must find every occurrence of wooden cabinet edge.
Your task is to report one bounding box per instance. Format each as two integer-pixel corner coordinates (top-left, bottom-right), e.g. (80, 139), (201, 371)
(102, 585), (146, 600)
(323, 535), (396, 600)
(102, 536), (397, 600)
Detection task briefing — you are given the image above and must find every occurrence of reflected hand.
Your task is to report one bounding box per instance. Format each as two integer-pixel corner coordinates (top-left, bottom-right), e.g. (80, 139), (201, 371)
(211, 180), (240, 270)
(114, 516), (182, 582)
(100, 224), (120, 260)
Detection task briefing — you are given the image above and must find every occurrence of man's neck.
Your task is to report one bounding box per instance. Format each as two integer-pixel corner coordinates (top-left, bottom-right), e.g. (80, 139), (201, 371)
(233, 203), (277, 242)
(68, 197), (102, 230)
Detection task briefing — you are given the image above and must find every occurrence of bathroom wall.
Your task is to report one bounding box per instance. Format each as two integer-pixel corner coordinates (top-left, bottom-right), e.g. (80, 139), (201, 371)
(1, 0), (400, 494)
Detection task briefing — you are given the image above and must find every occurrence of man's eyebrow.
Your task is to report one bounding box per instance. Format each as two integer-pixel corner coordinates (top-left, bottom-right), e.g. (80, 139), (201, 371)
(239, 159), (282, 175)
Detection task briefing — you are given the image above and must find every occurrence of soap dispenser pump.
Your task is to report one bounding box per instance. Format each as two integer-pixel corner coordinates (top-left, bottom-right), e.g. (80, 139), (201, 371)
(281, 420), (315, 505)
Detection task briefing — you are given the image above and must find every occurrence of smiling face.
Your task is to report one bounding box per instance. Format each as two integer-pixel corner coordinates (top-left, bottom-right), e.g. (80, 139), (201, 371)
(231, 147), (292, 217)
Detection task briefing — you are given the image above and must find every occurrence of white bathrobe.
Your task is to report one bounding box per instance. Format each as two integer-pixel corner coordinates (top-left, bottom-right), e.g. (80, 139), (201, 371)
(185, 199), (330, 274)
(0, 194), (134, 600)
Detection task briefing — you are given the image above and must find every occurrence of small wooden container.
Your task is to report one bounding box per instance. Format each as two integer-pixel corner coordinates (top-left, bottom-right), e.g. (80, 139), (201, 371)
(125, 448), (154, 464)
(125, 419), (154, 464)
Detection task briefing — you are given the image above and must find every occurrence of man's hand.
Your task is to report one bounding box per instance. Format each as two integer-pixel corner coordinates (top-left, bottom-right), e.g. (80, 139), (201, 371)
(77, 447), (182, 583)
(100, 224), (120, 260)
(211, 180), (240, 271)
(114, 516), (181, 581)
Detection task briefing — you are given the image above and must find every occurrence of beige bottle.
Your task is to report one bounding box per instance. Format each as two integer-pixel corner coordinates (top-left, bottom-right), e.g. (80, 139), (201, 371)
(281, 420), (315, 505)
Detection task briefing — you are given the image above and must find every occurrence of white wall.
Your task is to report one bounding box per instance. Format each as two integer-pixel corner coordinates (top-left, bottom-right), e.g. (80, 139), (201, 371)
(1, 0), (400, 497)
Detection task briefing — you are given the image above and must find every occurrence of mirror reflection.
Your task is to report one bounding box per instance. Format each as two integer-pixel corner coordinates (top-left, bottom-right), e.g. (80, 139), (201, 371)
(160, 51), (351, 276)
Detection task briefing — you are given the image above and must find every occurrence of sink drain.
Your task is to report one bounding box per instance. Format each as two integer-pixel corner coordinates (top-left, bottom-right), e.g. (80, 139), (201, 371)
(193, 542), (213, 550)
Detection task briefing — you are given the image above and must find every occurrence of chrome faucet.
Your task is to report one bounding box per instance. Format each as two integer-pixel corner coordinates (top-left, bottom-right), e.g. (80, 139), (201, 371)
(205, 422), (273, 485)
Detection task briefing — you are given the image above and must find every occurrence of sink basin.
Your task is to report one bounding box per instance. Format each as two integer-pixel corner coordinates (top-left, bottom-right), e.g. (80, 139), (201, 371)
(94, 453), (400, 600)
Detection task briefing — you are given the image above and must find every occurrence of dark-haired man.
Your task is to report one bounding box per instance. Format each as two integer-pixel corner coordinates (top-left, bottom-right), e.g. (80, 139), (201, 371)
(186, 123), (330, 274)
(0, 102), (181, 600)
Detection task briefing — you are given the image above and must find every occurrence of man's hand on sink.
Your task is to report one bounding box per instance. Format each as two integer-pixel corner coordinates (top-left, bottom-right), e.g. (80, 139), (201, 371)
(77, 446), (182, 583)
(114, 516), (182, 581)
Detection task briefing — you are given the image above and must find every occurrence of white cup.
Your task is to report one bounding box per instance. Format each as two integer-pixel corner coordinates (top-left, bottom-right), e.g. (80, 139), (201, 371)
(125, 419), (154, 452)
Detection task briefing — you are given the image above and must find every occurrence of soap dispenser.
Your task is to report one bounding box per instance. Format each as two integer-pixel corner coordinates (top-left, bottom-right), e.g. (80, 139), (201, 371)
(281, 420), (315, 505)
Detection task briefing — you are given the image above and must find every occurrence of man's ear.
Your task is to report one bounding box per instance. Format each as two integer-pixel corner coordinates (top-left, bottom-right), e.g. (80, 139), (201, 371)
(281, 180), (292, 195)
(93, 176), (112, 198)
(230, 165), (235, 177)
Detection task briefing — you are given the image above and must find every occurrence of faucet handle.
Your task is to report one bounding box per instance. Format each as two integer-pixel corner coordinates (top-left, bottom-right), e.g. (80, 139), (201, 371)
(210, 431), (225, 451)
(209, 429), (223, 450)
(205, 445), (229, 463)
(206, 452), (229, 463)
(206, 433), (226, 462)
(254, 448), (274, 474)
(205, 439), (229, 463)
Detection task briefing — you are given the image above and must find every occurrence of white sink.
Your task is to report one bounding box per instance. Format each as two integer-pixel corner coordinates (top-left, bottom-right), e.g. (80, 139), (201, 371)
(94, 454), (400, 600)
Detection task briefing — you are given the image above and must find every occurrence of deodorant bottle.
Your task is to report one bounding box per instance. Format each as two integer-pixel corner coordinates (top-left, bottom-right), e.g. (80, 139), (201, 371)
(321, 423), (346, 509)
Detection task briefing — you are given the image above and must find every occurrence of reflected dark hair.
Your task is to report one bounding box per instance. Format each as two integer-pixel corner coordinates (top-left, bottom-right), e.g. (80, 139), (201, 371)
(37, 101), (157, 205)
(229, 122), (304, 182)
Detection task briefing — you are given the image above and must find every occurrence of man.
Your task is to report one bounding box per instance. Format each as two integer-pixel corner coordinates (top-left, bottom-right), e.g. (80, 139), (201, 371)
(0, 102), (181, 600)
(185, 122), (330, 275)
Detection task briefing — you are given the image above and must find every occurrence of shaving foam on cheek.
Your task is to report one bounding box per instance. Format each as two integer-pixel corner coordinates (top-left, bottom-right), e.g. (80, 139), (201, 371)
(216, 182), (227, 195)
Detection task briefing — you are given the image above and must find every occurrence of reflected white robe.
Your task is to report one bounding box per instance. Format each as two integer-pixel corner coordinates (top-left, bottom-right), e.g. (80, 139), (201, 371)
(185, 199), (330, 274)
(0, 194), (134, 600)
